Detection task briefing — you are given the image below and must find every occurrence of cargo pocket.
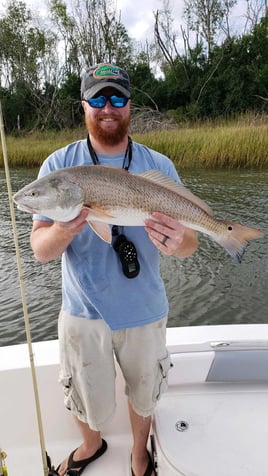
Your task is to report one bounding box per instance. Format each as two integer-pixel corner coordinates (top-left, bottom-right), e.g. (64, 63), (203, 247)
(59, 374), (85, 417)
(153, 353), (172, 402)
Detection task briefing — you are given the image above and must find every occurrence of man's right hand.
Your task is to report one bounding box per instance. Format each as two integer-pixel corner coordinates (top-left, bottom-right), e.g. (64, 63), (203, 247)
(30, 209), (90, 263)
(54, 208), (90, 236)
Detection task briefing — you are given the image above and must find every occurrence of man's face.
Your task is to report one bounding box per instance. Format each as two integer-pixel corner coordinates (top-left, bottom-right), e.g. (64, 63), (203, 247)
(82, 87), (131, 146)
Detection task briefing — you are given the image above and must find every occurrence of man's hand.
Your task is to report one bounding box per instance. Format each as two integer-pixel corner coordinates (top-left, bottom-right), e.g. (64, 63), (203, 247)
(31, 208), (90, 263)
(145, 212), (198, 258)
(54, 208), (90, 237)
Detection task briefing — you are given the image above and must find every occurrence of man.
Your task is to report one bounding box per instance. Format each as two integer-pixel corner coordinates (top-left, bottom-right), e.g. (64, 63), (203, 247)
(30, 63), (198, 476)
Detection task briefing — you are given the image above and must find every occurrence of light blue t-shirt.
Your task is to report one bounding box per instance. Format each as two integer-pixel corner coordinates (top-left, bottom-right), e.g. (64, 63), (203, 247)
(34, 139), (181, 330)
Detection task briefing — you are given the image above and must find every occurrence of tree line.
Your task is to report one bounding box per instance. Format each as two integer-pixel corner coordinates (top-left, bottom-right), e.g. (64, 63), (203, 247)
(0, 0), (267, 132)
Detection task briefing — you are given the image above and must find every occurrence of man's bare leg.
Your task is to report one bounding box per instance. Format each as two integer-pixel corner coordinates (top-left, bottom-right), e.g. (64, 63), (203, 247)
(128, 399), (155, 476)
(57, 416), (102, 476)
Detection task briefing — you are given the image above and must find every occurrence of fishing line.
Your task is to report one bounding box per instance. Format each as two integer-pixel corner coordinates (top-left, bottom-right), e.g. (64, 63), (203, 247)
(0, 101), (50, 476)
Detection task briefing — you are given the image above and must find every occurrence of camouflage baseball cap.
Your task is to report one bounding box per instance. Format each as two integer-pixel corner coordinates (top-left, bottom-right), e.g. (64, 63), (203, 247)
(81, 63), (131, 99)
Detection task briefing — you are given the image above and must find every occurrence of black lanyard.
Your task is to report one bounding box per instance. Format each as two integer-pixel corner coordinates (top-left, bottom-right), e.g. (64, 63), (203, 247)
(86, 134), (133, 171)
(86, 134), (140, 277)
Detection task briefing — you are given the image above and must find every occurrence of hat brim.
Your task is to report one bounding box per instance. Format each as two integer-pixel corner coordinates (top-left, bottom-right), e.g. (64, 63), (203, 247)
(83, 81), (130, 99)
(83, 81), (131, 100)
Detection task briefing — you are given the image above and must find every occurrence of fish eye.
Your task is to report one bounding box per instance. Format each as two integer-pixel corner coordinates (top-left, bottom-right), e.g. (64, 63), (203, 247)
(30, 191), (37, 197)
(228, 225), (233, 231)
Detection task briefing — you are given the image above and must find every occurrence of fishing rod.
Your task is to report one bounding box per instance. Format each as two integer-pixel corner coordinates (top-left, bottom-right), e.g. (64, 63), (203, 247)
(0, 449), (8, 476)
(0, 102), (58, 476)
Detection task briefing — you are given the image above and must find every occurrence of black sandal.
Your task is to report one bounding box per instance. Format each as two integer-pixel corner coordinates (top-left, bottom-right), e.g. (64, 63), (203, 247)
(56, 439), (107, 476)
(131, 450), (154, 476)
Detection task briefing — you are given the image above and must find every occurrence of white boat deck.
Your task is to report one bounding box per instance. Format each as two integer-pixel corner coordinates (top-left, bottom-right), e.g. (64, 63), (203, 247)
(1, 324), (268, 475)
(0, 340), (133, 475)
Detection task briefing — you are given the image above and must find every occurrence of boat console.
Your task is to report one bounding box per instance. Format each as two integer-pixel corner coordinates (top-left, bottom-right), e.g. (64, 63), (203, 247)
(151, 325), (268, 475)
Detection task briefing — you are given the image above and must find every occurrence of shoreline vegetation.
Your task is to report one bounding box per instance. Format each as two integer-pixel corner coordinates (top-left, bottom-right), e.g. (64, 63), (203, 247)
(0, 116), (267, 169)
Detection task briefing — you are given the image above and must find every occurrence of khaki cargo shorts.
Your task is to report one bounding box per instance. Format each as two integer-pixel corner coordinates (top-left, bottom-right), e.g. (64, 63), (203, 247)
(58, 310), (171, 431)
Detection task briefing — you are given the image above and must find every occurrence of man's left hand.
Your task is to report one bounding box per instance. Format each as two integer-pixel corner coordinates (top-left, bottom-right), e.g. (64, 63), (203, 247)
(145, 212), (198, 258)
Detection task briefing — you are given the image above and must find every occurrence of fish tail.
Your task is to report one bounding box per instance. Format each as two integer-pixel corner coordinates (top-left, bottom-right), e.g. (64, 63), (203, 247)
(214, 221), (264, 263)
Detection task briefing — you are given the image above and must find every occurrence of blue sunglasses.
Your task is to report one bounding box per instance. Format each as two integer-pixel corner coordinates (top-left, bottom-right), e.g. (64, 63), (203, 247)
(87, 95), (129, 109)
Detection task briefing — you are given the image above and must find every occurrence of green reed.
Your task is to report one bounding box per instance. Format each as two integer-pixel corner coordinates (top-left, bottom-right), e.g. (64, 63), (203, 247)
(0, 122), (267, 169)
(0, 128), (86, 168)
(134, 124), (268, 169)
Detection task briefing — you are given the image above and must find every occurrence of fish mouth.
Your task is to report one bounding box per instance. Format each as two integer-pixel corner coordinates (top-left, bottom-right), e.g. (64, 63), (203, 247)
(16, 203), (37, 213)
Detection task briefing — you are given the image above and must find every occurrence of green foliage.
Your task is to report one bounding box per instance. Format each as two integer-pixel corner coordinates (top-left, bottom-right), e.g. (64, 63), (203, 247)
(0, 1), (48, 89)
(59, 73), (82, 128)
(192, 17), (268, 117)
(184, 0), (237, 56)
(128, 63), (159, 107)
(0, 1), (267, 131)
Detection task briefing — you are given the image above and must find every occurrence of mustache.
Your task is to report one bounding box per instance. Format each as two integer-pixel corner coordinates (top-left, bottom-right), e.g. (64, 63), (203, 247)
(97, 113), (120, 120)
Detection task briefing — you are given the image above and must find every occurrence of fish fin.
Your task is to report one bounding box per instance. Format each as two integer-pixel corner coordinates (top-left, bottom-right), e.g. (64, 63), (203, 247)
(84, 205), (114, 243)
(214, 221), (264, 263)
(84, 204), (115, 220)
(139, 170), (213, 216)
(87, 220), (112, 243)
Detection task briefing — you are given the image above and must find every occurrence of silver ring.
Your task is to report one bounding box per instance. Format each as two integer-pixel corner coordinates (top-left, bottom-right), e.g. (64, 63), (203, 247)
(162, 235), (168, 245)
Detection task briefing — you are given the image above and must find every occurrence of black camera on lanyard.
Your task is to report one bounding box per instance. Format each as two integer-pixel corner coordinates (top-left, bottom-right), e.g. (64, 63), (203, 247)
(113, 231), (140, 279)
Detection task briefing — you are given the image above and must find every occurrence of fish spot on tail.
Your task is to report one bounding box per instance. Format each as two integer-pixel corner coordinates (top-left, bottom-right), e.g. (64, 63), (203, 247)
(215, 221), (263, 262)
(223, 220), (264, 242)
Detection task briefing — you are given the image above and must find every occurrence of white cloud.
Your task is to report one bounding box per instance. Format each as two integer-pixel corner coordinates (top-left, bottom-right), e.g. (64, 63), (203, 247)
(116, 0), (158, 40)
(116, 0), (187, 40)
(0, 0), (252, 43)
(115, 0), (248, 44)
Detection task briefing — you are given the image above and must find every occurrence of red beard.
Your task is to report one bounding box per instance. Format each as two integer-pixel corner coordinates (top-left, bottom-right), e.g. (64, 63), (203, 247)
(85, 112), (131, 146)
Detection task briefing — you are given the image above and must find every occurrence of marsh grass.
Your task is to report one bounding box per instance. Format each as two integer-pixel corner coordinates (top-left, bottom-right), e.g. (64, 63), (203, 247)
(0, 121), (267, 169)
(134, 123), (268, 169)
(0, 128), (86, 168)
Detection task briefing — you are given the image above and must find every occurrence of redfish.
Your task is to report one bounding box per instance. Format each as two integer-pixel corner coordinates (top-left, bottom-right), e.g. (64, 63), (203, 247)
(13, 165), (264, 262)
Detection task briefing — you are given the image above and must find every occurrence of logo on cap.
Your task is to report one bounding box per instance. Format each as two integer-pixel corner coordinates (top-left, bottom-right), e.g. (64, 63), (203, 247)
(93, 64), (121, 80)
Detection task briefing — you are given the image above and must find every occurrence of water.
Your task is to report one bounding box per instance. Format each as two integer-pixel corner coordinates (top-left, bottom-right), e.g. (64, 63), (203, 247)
(0, 168), (267, 347)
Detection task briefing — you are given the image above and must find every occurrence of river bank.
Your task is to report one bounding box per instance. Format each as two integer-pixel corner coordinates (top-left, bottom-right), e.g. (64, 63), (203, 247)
(0, 119), (267, 169)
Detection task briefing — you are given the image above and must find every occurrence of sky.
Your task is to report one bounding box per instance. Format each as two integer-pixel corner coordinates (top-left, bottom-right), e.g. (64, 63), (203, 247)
(116, 0), (167, 41)
(0, 0), (256, 44)
(115, 0), (248, 42)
